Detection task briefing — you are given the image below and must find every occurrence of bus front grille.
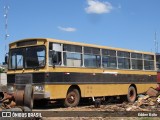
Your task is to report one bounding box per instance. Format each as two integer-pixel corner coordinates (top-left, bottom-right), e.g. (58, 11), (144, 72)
(15, 74), (32, 85)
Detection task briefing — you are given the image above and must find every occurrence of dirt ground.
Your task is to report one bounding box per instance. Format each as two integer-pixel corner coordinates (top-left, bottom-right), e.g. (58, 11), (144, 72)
(1, 87), (160, 120)
(33, 97), (160, 120)
(42, 117), (160, 120)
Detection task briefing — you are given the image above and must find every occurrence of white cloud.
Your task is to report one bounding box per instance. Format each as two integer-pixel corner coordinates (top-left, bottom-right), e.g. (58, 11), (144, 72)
(85, 0), (113, 14)
(58, 26), (77, 32)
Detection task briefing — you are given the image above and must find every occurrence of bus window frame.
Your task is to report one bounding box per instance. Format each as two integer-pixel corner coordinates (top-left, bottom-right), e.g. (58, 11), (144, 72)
(143, 54), (155, 70)
(8, 48), (25, 70)
(47, 42), (156, 71)
(49, 42), (62, 66)
(83, 47), (101, 68)
(8, 45), (46, 70)
(102, 49), (117, 69)
(117, 51), (131, 69)
(131, 53), (143, 70)
(63, 44), (82, 67)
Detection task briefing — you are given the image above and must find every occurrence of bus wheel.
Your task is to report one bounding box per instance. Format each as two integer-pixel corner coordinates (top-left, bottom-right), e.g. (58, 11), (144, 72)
(127, 86), (137, 103)
(64, 89), (80, 107)
(24, 84), (33, 109)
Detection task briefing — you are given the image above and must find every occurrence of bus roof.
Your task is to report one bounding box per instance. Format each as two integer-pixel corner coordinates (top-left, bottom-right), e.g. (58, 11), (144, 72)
(10, 38), (155, 55)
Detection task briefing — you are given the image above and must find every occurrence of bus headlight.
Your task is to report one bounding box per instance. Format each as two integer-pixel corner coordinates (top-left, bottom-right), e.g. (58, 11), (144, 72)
(34, 85), (44, 92)
(7, 86), (15, 93)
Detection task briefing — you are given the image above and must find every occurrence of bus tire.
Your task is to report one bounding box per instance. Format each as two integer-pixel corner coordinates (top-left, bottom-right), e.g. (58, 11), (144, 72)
(24, 84), (33, 109)
(127, 86), (137, 103)
(64, 88), (80, 107)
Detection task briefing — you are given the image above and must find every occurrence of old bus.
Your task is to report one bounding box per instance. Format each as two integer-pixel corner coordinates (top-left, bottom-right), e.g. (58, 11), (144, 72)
(7, 38), (158, 107)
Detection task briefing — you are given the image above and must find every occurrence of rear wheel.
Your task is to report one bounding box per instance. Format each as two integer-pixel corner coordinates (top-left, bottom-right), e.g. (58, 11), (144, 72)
(64, 89), (80, 107)
(127, 86), (137, 103)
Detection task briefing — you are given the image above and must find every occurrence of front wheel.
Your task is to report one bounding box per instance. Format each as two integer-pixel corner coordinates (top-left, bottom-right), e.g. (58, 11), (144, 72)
(127, 86), (137, 103)
(64, 89), (80, 107)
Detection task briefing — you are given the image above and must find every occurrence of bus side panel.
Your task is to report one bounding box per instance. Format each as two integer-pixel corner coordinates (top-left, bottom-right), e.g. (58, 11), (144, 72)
(136, 84), (157, 94)
(81, 84), (157, 97)
(45, 85), (70, 99)
(45, 84), (130, 99)
(81, 84), (129, 97)
(45, 84), (129, 99)
(45, 84), (157, 99)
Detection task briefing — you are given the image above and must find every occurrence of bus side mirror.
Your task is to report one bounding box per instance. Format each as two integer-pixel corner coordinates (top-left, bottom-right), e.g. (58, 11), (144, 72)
(4, 54), (8, 65)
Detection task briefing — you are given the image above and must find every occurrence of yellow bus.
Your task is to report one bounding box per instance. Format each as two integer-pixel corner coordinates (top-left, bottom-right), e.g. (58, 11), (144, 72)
(7, 38), (158, 107)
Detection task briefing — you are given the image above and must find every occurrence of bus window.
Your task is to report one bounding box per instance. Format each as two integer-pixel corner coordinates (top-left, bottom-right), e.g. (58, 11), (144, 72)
(49, 51), (61, 65)
(9, 48), (24, 69)
(63, 52), (82, 67)
(17, 54), (24, 69)
(144, 54), (154, 60)
(117, 51), (130, 69)
(118, 58), (130, 69)
(84, 47), (100, 68)
(84, 54), (100, 67)
(63, 44), (82, 67)
(102, 49), (117, 68)
(144, 54), (154, 70)
(144, 61), (154, 70)
(49, 43), (62, 65)
(9, 46), (45, 69)
(25, 46), (45, 68)
(131, 53), (143, 70)
(131, 53), (142, 59)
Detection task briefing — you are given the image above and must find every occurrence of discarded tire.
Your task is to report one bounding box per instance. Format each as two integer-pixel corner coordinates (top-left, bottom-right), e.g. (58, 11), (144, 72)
(21, 106), (32, 112)
(24, 84), (33, 109)
(2, 107), (23, 111)
(14, 90), (24, 106)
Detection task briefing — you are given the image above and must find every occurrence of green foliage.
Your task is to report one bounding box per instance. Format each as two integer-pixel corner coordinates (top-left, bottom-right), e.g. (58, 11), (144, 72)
(0, 67), (4, 73)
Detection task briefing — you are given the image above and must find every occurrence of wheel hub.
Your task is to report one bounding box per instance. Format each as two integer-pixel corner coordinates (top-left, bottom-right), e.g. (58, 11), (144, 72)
(67, 94), (76, 104)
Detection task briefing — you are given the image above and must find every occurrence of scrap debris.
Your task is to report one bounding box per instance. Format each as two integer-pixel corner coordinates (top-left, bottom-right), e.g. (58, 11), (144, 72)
(106, 87), (160, 111)
(90, 87), (160, 111)
(0, 85), (33, 112)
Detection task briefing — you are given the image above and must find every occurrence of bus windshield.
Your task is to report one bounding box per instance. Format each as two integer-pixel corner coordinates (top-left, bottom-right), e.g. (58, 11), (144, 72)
(9, 46), (45, 69)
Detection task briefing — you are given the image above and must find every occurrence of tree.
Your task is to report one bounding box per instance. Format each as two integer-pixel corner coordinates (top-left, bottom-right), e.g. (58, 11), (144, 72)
(0, 66), (4, 73)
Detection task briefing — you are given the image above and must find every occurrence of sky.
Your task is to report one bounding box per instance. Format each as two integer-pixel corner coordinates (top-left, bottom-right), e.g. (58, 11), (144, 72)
(0, 0), (160, 64)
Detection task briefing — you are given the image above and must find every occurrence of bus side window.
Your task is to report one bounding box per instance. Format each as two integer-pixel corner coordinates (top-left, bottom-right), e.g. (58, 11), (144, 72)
(50, 51), (61, 65)
(102, 49), (117, 68)
(63, 44), (82, 67)
(84, 47), (100, 68)
(49, 43), (62, 66)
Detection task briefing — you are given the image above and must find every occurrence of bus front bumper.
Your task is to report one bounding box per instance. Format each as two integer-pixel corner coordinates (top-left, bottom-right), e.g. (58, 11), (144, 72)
(34, 91), (50, 100)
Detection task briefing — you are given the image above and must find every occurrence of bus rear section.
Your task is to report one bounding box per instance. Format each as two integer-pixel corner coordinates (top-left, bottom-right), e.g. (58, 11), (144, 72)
(156, 53), (160, 90)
